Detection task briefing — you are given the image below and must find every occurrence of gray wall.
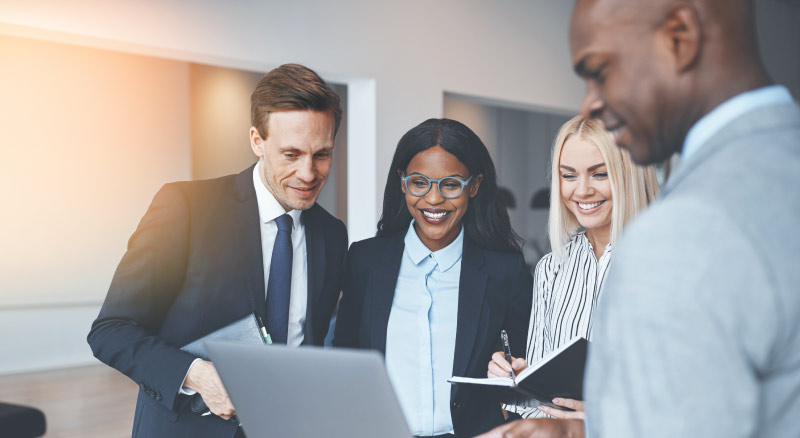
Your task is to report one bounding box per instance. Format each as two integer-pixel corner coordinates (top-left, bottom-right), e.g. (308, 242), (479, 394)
(756, 0), (800, 99)
(444, 95), (569, 268)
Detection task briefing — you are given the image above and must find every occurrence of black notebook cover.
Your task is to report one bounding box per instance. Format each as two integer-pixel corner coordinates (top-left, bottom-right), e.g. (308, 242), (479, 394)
(449, 337), (588, 408)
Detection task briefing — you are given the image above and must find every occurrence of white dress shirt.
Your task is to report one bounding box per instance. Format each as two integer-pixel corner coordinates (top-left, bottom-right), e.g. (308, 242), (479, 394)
(180, 163), (308, 395)
(252, 162), (308, 347)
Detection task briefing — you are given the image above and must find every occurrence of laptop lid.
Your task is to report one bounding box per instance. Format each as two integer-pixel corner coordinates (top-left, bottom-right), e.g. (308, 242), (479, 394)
(206, 341), (412, 438)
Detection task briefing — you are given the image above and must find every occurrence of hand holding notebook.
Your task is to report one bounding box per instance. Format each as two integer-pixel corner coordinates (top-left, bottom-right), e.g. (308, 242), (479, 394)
(180, 313), (270, 418)
(449, 336), (589, 410)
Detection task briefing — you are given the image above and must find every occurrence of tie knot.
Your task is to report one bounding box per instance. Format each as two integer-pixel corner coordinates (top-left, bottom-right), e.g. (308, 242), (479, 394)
(275, 213), (293, 232)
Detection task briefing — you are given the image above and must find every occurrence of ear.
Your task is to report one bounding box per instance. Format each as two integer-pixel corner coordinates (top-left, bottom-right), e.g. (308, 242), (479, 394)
(660, 4), (702, 73)
(250, 127), (266, 158)
(468, 174), (483, 198)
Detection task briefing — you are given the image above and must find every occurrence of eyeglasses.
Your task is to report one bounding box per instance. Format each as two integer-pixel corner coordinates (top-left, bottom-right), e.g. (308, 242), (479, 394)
(401, 173), (474, 199)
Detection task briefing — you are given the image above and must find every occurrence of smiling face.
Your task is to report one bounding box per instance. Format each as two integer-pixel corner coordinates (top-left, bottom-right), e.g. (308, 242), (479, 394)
(249, 110), (335, 211)
(401, 145), (481, 252)
(559, 136), (613, 237)
(570, 1), (687, 165)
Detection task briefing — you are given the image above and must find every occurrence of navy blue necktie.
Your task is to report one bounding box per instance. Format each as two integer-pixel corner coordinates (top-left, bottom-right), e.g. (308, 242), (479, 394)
(266, 213), (293, 344)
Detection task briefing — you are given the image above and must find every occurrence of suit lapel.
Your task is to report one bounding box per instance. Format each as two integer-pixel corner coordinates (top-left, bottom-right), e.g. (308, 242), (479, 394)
(369, 233), (405, 354)
(231, 164), (267, 321)
(302, 205), (325, 344)
(452, 237), (488, 382)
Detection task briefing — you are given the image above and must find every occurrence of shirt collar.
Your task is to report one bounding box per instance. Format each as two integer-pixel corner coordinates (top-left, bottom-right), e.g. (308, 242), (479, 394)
(403, 220), (464, 272)
(253, 162), (302, 229)
(682, 85), (794, 162)
(578, 231), (612, 254)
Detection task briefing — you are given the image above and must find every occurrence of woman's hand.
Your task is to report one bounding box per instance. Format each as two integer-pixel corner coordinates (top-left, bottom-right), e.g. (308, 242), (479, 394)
(538, 398), (585, 420)
(488, 351), (528, 378)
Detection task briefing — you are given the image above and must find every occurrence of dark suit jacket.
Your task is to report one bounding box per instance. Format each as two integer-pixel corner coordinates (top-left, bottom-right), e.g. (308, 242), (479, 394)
(87, 165), (347, 438)
(333, 232), (532, 438)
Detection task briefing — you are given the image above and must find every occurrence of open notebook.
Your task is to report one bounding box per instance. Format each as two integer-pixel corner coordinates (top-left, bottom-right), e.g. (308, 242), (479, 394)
(449, 336), (588, 409)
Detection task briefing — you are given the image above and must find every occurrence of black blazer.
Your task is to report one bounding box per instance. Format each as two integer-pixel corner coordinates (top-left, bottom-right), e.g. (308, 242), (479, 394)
(333, 232), (532, 438)
(87, 165), (347, 438)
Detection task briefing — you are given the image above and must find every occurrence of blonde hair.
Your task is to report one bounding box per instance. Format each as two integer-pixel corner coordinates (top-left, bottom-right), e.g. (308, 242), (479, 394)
(548, 115), (659, 261)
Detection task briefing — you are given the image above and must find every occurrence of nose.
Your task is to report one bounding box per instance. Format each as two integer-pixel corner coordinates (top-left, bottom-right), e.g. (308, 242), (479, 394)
(295, 156), (315, 183)
(424, 182), (445, 205)
(576, 177), (594, 197)
(579, 81), (604, 120)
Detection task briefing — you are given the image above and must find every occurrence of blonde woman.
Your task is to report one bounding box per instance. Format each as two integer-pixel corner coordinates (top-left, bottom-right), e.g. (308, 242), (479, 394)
(487, 115), (658, 419)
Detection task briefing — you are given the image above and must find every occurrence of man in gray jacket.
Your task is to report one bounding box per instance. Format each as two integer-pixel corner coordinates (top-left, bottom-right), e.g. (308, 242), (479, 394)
(479, 0), (799, 437)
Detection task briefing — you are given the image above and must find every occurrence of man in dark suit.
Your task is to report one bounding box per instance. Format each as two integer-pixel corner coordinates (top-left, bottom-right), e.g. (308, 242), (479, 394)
(87, 63), (348, 438)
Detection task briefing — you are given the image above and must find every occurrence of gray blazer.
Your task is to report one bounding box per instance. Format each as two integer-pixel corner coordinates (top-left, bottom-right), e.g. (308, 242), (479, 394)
(585, 101), (800, 437)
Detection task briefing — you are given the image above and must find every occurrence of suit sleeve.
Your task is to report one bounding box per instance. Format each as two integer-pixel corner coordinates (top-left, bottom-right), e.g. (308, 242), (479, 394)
(585, 200), (778, 437)
(506, 254), (533, 359)
(332, 242), (366, 348)
(87, 183), (198, 412)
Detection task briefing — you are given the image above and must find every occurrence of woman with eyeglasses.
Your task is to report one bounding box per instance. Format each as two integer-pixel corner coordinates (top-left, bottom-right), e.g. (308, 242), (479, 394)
(333, 118), (532, 438)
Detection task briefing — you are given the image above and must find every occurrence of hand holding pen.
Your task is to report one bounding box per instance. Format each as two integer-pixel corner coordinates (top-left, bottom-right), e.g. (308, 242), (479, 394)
(488, 330), (529, 381)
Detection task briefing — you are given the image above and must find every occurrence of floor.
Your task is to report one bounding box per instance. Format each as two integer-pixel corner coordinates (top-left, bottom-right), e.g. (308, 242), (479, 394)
(0, 364), (137, 437)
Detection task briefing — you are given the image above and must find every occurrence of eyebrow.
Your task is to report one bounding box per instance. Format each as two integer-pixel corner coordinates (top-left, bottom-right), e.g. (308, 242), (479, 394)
(560, 162), (606, 172)
(407, 171), (467, 179)
(279, 145), (334, 154)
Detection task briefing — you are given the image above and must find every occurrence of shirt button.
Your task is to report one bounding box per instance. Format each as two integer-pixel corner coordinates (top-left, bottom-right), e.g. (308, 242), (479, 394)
(452, 401), (461, 409)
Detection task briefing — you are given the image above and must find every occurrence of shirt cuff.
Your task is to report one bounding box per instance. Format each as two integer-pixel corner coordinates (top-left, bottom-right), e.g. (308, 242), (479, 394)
(179, 358), (202, 396)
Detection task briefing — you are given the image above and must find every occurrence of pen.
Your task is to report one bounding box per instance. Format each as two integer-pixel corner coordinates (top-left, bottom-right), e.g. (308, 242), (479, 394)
(500, 329), (516, 382)
(255, 314), (272, 345)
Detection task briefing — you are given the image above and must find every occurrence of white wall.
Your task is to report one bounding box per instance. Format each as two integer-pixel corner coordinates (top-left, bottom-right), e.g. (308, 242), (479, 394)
(0, 0), (585, 228)
(0, 34), (192, 373)
(0, 0), (581, 374)
(189, 63), (262, 181)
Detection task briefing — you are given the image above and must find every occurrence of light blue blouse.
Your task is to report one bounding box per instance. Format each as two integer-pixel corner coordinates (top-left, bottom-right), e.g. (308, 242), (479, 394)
(385, 221), (463, 436)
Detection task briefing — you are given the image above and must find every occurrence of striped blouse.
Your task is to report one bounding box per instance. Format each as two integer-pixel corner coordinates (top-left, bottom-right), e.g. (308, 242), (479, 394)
(509, 232), (612, 418)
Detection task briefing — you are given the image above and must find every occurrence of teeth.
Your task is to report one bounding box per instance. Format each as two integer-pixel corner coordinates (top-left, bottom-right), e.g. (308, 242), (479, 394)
(422, 210), (448, 219)
(579, 201), (603, 210)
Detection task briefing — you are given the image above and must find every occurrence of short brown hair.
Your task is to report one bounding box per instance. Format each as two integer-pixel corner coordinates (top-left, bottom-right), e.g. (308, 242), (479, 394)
(250, 63), (343, 139)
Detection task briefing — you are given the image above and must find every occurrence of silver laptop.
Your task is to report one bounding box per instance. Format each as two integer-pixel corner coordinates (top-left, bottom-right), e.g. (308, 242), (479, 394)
(206, 341), (412, 438)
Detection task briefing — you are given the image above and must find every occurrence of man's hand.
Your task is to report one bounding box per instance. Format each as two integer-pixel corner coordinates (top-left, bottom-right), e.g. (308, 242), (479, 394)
(183, 360), (235, 420)
(474, 418), (584, 438)
(538, 398), (585, 419)
(488, 351), (528, 378)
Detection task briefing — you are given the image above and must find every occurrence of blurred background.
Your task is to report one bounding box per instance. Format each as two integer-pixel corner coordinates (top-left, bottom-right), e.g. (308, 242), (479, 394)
(0, 0), (797, 435)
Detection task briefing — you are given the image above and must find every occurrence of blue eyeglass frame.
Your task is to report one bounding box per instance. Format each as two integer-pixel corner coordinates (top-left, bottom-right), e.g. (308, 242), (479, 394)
(400, 172), (474, 199)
